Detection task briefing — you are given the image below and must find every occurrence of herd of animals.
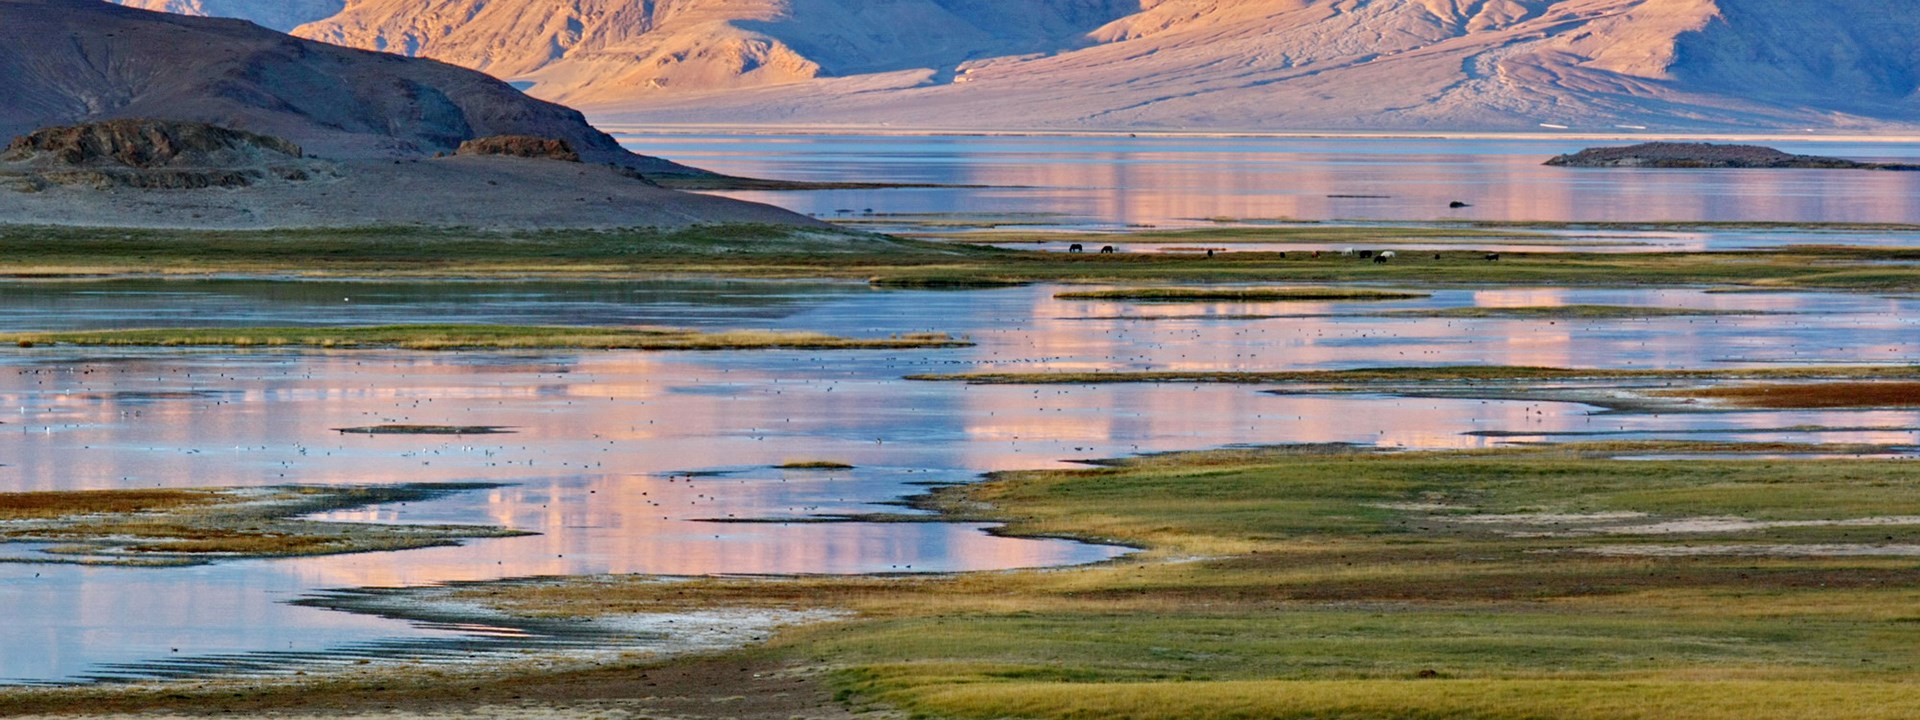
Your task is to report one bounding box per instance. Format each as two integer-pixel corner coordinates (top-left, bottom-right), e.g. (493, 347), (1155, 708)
(1064, 243), (1500, 262)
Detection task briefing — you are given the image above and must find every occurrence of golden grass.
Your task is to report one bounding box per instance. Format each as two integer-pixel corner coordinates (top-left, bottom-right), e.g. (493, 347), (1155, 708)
(0, 488), (221, 520)
(888, 678), (1920, 720)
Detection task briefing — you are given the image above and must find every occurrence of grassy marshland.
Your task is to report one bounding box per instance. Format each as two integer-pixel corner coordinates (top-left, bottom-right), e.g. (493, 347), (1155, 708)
(908, 363), (1920, 384)
(9, 444), (1920, 717)
(7, 225), (1920, 292)
(0, 484), (523, 565)
(461, 442), (1920, 720)
(0, 325), (971, 351)
(1053, 287), (1430, 302)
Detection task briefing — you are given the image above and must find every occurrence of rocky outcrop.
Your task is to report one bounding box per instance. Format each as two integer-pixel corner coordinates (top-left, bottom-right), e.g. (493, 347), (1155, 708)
(3, 119), (326, 189)
(1546, 143), (1920, 170)
(0, 0), (708, 179)
(7, 119), (303, 168)
(455, 136), (580, 162)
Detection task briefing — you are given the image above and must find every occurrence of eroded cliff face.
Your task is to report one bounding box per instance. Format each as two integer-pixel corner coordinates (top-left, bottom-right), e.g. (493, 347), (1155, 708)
(111, 0), (1920, 131)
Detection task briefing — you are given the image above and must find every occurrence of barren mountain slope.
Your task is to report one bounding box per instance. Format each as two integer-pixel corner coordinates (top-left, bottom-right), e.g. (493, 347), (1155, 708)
(112, 0), (1920, 131)
(291, 0), (1142, 103)
(1, 0), (695, 175)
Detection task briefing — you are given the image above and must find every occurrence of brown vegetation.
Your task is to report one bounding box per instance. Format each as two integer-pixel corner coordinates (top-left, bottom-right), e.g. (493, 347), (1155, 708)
(455, 135), (581, 163)
(1664, 381), (1920, 408)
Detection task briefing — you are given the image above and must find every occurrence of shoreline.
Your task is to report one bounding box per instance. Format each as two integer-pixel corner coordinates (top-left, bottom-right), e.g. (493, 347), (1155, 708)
(601, 123), (1920, 144)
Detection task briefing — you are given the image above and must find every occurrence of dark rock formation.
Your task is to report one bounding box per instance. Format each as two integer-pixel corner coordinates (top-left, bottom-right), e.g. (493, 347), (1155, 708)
(455, 136), (581, 163)
(3, 119), (325, 189)
(6, 119), (302, 167)
(0, 0), (706, 179)
(1546, 142), (1920, 170)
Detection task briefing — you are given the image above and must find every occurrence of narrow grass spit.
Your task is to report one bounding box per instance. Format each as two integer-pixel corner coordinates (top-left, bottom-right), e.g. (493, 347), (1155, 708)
(0, 325), (972, 351)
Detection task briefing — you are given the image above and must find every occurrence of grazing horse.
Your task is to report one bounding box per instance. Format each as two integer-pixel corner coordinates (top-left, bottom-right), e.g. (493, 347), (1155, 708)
(1372, 254), (1389, 264)
(1100, 245), (1117, 254)
(1069, 243), (1084, 253)
(1357, 250), (1374, 259)
(1379, 250), (1396, 259)
(1485, 252), (1501, 262)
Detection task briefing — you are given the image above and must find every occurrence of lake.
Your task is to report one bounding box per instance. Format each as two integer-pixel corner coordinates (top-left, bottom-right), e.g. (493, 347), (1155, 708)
(4, 134), (1920, 684)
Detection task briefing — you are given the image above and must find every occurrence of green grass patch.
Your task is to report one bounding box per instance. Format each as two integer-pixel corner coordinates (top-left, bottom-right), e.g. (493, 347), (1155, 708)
(442, 441), (1920, 719)
(7, 225), (1920, 291)
(0, 325), (971, 351)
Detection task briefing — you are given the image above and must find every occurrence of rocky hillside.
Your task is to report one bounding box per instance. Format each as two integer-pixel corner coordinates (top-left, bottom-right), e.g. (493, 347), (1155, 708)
(128, 0), (1920, 132)
(2, 0), (700, 177)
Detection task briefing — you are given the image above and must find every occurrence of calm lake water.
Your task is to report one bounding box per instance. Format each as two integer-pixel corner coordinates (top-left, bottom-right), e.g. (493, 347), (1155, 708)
(615, 133), (1920, 229)
(7, 135), (1920, 683)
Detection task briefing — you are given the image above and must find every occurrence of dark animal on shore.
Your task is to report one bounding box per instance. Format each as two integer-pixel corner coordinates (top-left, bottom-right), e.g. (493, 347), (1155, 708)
(1450, 201), (1472, 208)
(1358, 250), (1374, 258)
(1485, 252), (1501, 261)
(1100, 245), (1116, 254)
(1206, 248), (1214, 258)
(1069, 244), (1084, 253)
(1275, 251), (1284, 258)
(1373, 254), (1389, 264)
(1312, 251), (1322, 258)
(1433, 253), (1442, 260)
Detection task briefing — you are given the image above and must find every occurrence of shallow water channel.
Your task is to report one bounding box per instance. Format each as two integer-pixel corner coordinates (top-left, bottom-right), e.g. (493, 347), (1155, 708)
(3, 277), (1918, 683)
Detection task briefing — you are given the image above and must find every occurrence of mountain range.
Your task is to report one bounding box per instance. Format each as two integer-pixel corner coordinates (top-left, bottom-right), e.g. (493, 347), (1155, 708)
(112, 0), (1920, 132)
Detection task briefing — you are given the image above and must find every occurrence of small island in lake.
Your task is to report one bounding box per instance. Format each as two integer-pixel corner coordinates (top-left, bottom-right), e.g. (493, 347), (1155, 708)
(1546, 142), (1920, 170)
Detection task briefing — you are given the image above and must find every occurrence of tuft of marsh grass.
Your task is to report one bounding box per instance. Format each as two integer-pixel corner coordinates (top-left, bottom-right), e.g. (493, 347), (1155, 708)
(334, 425), (514, 435)
(778, 461), (856, 470)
